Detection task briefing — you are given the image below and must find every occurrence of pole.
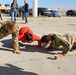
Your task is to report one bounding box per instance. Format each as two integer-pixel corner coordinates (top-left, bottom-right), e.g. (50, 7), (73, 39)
(33, 0), (38, 17)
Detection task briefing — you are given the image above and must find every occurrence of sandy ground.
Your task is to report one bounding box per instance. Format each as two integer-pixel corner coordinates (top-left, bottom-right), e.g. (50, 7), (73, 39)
(0, 14), (76, 75)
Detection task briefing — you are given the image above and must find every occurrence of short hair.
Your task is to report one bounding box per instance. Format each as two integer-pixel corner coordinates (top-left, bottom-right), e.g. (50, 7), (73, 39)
(41, 34), (55, 43)
(25, 34), (33, 41)
(41, 35), (52, 43)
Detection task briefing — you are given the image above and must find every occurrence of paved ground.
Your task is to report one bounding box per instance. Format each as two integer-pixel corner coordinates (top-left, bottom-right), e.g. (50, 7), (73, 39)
(0, 14), (76, 75)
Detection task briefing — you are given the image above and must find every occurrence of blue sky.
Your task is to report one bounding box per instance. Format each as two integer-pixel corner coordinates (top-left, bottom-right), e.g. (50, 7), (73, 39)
(0, 0), (76, 10)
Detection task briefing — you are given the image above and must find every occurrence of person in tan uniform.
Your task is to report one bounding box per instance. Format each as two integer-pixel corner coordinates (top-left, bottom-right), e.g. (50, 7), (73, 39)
(0, 21), (21, 54)
(41, 33), (76, 56)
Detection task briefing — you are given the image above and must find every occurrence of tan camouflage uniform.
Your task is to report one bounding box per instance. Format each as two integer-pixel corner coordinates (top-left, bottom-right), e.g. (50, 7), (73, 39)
(0, 22), (19, 51)
(49, 33), (76, 55)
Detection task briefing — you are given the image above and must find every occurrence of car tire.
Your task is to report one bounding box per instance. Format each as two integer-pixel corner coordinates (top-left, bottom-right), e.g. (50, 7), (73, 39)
(73, 14), (76, 16)
(66, 14), (68, 16)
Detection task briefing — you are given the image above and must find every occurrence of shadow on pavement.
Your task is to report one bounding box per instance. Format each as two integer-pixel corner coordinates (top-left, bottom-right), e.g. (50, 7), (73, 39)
(0, 39), (13, 53)
(20, 44), (57, 55)
(0, 39), (12, 48)
(0, 39), (57, 55)
(0, 64), (38, 75)
(47, 57), (56, 60)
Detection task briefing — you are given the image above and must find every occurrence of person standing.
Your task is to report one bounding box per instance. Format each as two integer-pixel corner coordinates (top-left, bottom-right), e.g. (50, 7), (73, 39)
(24, 0), (29, 23)
(11, 0), (18, 22)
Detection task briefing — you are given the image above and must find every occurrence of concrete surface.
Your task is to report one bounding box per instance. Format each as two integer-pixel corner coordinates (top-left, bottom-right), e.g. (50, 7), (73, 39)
(0, 14), (76, 75)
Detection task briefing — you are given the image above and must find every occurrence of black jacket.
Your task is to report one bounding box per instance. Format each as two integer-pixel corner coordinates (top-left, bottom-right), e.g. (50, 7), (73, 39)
(11, 2), (18, 10)
(24, 3), (29, 12)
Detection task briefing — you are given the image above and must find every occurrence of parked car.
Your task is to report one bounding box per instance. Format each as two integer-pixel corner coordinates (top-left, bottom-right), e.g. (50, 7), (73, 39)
(41, 10), (52, 17)
(66, 10), (76, 16)
(38, 7), (49, 16)
(50, 10), (61, 17)
(28, 7), (51, 16)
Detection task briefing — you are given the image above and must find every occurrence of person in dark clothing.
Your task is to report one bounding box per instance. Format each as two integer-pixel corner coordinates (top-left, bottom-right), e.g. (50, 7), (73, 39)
(24, 0), (29, 23)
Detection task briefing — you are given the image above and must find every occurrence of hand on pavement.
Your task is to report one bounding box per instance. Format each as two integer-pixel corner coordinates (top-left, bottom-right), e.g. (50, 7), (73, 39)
(13, 50), (21, 54)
